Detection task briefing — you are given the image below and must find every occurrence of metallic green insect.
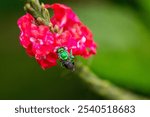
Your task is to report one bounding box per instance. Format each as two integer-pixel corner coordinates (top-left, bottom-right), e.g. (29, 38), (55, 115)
(57, 47), (75, 71)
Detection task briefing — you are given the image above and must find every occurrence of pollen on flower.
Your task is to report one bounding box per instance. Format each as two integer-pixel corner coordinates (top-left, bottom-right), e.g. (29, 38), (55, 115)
(18, 3), (97, 69)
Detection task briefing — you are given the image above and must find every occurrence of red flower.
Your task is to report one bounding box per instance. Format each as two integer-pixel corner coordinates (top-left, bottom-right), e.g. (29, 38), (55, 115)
(18, 3), (96, 69)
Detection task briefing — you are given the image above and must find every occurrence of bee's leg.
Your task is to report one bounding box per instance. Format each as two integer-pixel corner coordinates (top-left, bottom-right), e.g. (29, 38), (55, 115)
(72, 62), (75, 65)
(70, 49), (75, 62)
(60, 63), (63, 68)
(59, 60), (64, 68)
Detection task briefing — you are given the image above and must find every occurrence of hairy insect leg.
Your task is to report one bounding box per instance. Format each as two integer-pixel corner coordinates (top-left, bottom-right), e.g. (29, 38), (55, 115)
(70, 49), (75, 63)
(70, 49), (74, 58)
(59, 60), (65, 68)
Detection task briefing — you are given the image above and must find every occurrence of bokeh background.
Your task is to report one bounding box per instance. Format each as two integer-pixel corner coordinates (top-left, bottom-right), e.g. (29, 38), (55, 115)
(0, 0), (150, 99)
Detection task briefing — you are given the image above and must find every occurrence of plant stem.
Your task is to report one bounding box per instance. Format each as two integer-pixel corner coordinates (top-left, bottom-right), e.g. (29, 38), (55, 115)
(75, 62), (149, 100)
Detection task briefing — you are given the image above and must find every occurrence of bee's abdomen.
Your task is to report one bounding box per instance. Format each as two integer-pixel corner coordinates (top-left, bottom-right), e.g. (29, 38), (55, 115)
(62, 60), (74, 70)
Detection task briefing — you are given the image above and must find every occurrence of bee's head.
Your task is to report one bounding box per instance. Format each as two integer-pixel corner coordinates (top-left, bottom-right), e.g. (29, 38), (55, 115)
(57, 47), (65, 53)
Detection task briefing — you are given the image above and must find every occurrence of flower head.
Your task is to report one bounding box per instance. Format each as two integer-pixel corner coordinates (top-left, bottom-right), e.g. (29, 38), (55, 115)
(18, 2), (96, 69)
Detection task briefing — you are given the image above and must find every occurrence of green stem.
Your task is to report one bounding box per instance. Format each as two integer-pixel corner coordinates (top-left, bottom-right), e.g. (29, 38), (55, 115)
(75, 62), (149, 100)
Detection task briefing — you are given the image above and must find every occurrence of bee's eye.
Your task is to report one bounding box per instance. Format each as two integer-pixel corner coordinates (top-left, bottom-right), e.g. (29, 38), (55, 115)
(57, 48), (64, 53)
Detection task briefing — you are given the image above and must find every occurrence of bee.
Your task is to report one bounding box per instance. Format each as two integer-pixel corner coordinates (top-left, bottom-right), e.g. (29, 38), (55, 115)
(57, 47), (75, 71)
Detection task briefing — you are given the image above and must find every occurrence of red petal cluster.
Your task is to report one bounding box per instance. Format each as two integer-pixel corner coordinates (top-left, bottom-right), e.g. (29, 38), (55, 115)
(18, 3), (96, 69)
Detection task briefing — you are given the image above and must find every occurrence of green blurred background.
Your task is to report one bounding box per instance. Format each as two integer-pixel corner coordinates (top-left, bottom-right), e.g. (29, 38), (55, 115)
(0, 0), (150, 99)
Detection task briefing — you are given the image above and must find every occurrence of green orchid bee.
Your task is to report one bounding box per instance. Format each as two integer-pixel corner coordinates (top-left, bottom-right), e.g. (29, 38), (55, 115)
(57, 47), (75, 71)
